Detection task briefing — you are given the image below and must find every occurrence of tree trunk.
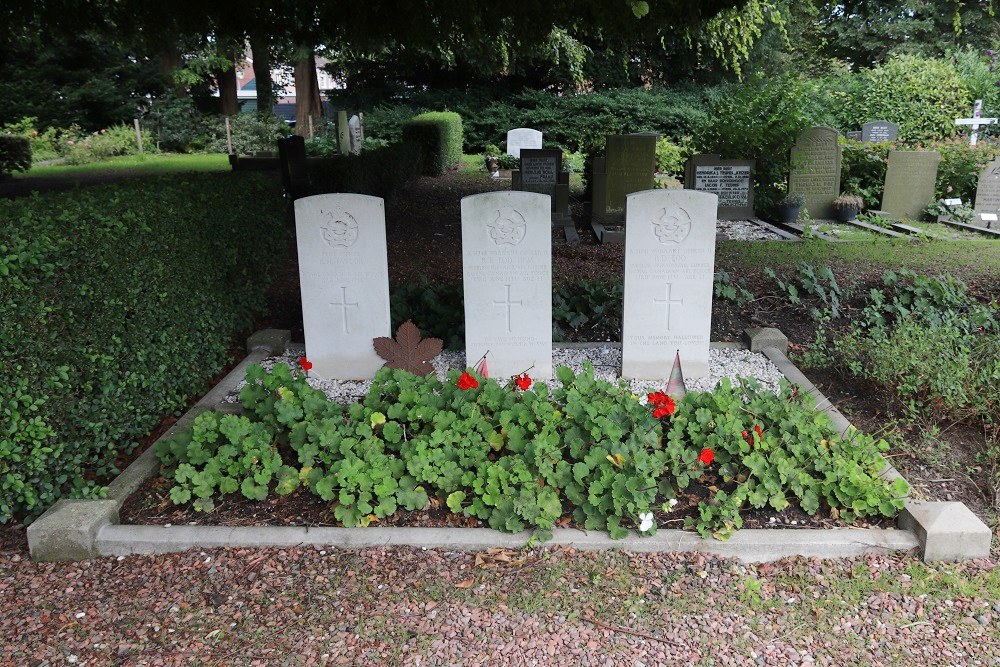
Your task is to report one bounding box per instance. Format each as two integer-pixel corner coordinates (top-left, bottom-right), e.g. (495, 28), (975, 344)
(249, 32), (274, 115)
(294, 51), (323, 137)
(160, 46), (186, 98)
(217, 65), (239, 115)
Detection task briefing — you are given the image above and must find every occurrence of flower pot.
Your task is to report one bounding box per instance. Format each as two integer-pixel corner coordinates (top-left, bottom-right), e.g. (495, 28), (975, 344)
(485, 157), (499, 172)
(834, 205), (860, 222)
(776, 203), (801, 224)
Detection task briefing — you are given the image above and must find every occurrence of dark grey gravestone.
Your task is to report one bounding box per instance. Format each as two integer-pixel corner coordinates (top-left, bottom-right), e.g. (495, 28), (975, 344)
(605, 135), (657, 216)
(862, 120), (899, 143)
(973, 158), (1000, 227)
(788, 127), (842, 220)
(684, 154), (719, 189)
(278, 135), (309, 199)
(685, 154), (755, 219)
(592, 157), (608, 216)
(881, 150), (940, 220)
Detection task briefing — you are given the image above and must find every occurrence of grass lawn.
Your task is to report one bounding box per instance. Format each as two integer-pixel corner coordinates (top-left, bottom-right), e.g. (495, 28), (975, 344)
(20, 152), (230, 178)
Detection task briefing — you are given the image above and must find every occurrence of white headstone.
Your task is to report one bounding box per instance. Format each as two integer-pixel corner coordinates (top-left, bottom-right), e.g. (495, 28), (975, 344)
(348, 114), (363, 154)
(294, 194), (391, 379)
(461, 191), (552, 379)
(506, 128), (543, 158)
(622, 190), (718, 380)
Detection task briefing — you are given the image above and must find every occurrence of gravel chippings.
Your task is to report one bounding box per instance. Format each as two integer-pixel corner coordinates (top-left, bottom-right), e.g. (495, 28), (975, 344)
(228, 347), (785, 405)
(717, 219), (785, 241)
(3, 546), (998, 666)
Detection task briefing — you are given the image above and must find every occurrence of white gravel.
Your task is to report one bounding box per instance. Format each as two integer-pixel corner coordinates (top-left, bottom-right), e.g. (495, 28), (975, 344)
(716, 219), (784, 241)
(228, 346), (785, 405)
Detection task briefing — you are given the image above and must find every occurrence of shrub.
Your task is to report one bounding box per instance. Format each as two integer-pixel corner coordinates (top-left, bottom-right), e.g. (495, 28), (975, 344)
(308, 141), (423, 199)
(0, 135), (31, 175)
(656, 136), (695, 177)
(63, 124), (154, 165)
(0, 174), (286, 522)
(844, 55), (970, 143)
(931, 138), (1000, 202)
(1, 117), (61, 162)
(840, 138), (891, 209)
(143, 94), (214, 153)
(402, 111), (463, 176)
(204, 113), (290, 155)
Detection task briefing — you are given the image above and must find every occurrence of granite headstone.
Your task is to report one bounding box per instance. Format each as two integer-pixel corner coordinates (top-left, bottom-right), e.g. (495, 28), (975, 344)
(862, 120), (899, 143)
(788, 127), (842, 220)
(506, 128), (543, 158)
(881, 150), (941, 220)
(685, 154), (755, 219)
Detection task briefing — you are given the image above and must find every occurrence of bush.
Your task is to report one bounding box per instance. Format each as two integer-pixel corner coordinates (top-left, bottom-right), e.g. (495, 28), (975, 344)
(0, 135), (31, 175)
(0, 174), (286, 522)
(63, 124), (154, 165)
(845, 55), (970, 144)
(656, 136), (695, 177)
(840, 138), (891, 209)
(931, 138), (1000, 202)
(1, 117), (61, 162)
(695, 76), (837, 214)
(204, 113), (290, 155)
(308, 141), (423, 198)
(143, 94), (214, 153)
(402, 111), (463, 176)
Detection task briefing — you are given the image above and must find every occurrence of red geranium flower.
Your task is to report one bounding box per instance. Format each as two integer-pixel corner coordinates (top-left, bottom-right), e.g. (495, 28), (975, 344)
(697, 447), (715, 466)
(647, 391), (676, 418)
(298, 356), (313, 374)
(456, 371), (479, 390)
(754, 424), (763, 438)
(514, 373), (532, 390)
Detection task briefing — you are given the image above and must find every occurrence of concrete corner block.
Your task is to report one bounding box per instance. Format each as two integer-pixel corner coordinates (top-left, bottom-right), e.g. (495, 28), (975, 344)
(27, 499), (119, 562)
(246, 329), (291, 355)
(899, 500), (992, 562)
(744, 327), (788, 356)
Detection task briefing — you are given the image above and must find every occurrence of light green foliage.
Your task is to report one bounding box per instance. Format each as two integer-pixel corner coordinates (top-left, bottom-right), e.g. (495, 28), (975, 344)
(764, 263), (844, 320)
(949, 47), (1000, 118)
(0, 174), (285, 522)
(713, 270), (755, 306)
(699, 0), (787, 79)
(655, 136), (694, 177)
(157, 362), (907, 540)
(1, 117), (61, 161)
(62, 123), (155, 165)
(932, 139), (1000, 203)
(845, 55), (970, 143)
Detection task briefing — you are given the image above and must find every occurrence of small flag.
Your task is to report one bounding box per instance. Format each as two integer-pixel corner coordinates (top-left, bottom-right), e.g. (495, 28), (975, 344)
(475, 354), (489, 379)
(667, 350), (686, 400)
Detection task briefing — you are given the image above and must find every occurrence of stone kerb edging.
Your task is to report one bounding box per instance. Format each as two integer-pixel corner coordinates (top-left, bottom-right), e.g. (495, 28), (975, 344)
(28, 329), (991, 563)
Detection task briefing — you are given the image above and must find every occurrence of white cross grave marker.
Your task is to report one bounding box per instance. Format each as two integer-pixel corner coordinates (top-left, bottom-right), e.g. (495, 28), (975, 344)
(954, 100), (998, 147)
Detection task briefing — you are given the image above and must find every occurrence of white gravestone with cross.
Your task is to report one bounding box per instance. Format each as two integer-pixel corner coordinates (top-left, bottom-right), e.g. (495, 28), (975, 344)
(954, 100), (998, 147)
(461, 191), (552, 379)
(294, 194), (391, 379)
(622, 190), (718, 380)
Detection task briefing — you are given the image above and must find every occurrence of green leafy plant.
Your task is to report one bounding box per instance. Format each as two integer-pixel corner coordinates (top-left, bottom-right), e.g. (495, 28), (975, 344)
(764, 263), (844, 319)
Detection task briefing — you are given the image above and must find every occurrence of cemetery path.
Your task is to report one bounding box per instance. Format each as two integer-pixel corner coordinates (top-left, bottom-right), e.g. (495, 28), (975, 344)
(2, 543), (999, 666)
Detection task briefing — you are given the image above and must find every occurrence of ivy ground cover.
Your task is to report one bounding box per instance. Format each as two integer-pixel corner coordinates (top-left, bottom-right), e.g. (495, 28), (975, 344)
(153, 361), (908, 541)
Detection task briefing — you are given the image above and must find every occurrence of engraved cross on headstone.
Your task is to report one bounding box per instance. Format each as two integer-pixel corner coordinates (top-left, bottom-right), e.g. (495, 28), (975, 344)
(653, 283), (684, 332)
(330, 286), (359, 334)
(954, 100), (998, 147)
(493, 284), (522, 334)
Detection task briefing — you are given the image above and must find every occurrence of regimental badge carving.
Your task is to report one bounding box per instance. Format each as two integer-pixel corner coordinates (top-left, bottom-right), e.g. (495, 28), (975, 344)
(319, 210), (359, 248)
(486, 207), (527, 246)
(651, 206), (691, 244)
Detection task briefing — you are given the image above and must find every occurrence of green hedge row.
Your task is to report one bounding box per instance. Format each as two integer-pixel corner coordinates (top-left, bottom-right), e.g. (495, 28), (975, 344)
(0, 174), (286, 522)
(308, 141), (423, 198)
(0, 134), (31, 175)
(402, 112), (463, 176)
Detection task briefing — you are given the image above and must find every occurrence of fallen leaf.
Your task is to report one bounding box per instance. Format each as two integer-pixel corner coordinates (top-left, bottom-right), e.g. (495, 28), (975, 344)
(455, 578), (475, 589)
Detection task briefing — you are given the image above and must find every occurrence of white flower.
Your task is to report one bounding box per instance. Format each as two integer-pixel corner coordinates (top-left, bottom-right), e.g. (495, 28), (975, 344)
(638, 512), (655, 532)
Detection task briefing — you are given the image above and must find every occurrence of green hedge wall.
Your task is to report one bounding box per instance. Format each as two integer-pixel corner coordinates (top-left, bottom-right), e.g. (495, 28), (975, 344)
(0, 134), (31, 175)
(308, 141), (423, 198)
(400, 111), (463, 176)
(0, 174), (286, 522)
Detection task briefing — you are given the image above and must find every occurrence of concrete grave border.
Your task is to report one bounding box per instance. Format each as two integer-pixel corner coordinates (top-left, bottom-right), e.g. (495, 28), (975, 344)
(28, 329), (991, 563)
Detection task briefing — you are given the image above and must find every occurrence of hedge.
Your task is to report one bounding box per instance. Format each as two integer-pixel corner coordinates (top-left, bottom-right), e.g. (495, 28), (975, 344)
(402, 112), (463, 176)
(0, 134), (31, 176)
(0, 174), (286, 522)
(308, 141), (423, 198)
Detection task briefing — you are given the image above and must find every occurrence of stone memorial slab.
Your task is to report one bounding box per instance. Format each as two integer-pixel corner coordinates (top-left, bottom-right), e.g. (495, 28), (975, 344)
(684, 154), (719, 189)
(592, 157), (608, 215)
(622, 190), (718, 380)
(685, 154), (755, 219)
(461, 191), (552, 378)
(973, 159), (1000, 226)
(605, 134), (657, 216)
(278, 135), (309, 199)
(348, 114), (364, 154)
(862, 120), (899, 143)
(336, 110), (351, 155)
(517, 149), (561, 201)
(881, 150), (940, 220)
(789, 127), (842, 220)
(295, 194), (391, 379)
(506, 128), (543, 158)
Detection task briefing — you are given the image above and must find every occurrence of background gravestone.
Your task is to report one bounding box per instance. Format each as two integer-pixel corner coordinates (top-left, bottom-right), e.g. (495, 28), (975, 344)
(604, 134), (657, 216)
(881, 150), (941, 220)
(506, 128), (543, 158)
(278, 135), (309, 200)
(294, 194), (391, 379)
(622, 190), (718, 380)
(845, 131), (862, 141)
(788, 127), (842, 220)
(862, 120), (899, 143)
(348, 114), (364, 154)
(461, 191), (552, 379)
(685, 155), (755, 219)
(973, 158), (1000, 226)
(515, 149), (569, 217)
